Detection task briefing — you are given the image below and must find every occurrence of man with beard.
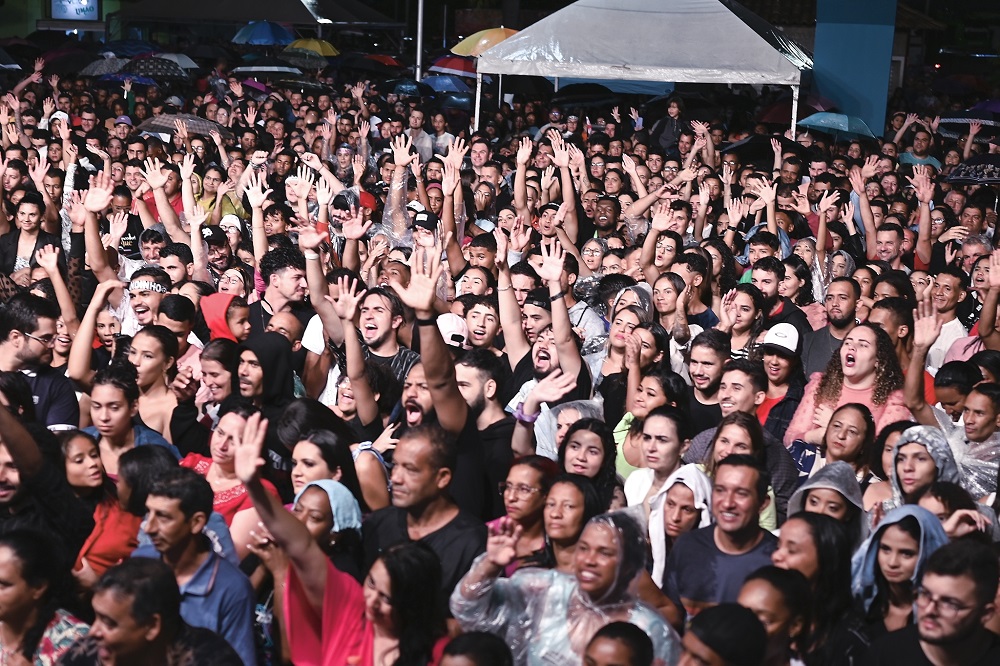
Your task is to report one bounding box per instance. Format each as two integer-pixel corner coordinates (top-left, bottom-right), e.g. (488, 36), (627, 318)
(502, 243), (591, 414)
(455, 349), (515, 518)
(864, 540), (1000, 666)
(390, 244), (495, 518)
(751, 256), (811, 341)
(686, 329), (730, 430)
(202, 225), (252, 287)
(248, 247), (314, 337)
(801, 277), (859, 377)
(0, 386), (94, 555)
(0, 293), (80, 427)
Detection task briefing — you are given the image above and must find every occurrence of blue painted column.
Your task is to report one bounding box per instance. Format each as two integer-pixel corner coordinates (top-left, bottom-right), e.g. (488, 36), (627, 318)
(813, 0), (898, 137)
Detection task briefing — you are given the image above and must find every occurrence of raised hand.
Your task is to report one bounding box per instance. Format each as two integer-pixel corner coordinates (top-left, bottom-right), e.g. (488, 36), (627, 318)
(245, 105), (259, 127)
(229, 80), (244, 99)
(390, 235), (446, 317)
(485, 516), (523, 569)
(328, 276), (365, 321)
(817, 189), (841, 215)
(141, 157), (168, 190)
(756, 179), (777, 205)
(186, 203), (208, 231)
(442, 161), (460, 196)
(528, 368), (577, 405)
(84, 172), (115, 213)
(535, 241), (566, 285)
(244, 171), (273, 209)
(234, 412), (268, 484)
(552, 140), (570, 169)
(315, 177), (334, 208)
(34, 57), (44, 73)
(629, 107), (641, 128)
(493, 227), (509, 269)
(390, 134), (416, 167)
(651, 201), (672, 232)
(515, 136), (533, 166)
(912, 300), (941, 350)
(508, 216), (531, 253)
(352, 154), (365, 182)
(610, 106), (621, 124)
(351, 81), (366, 99)
(841, 200), (856, 224)
(287, 166), (315, 200)
(170, 365), (200, 404)
(41, 97), (55, 118)
(691, 120), (710, 137)
(108, 211), (128, 240)
(990, 250), (1000, 291)
(443, 136), (468, 169)
(359, 120), (371, 141)
(28, 155), (50, 187)
(540, 165), (556, 192)
(178, 152), (196, 180)
(35, 245), (60, 275)
(969, 121), (982, 138)
(342, 206), (373, 240)
(771, 137), (782, 156)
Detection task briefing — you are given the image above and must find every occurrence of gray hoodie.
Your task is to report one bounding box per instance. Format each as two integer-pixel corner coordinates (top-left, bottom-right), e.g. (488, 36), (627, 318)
(788, 461), (868, 550)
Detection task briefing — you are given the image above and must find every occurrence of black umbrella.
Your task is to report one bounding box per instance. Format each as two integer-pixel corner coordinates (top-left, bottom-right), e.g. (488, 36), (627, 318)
(550, 83), (619, 108)
(42, 50), (95, 76)
(384, 78), (434, 98)
(275, 79), (334, 95)
(436, 92), (473, 111)
(185, 44), (232, 62)
(721, 134), (808, 169)
(938, 110), (999, 144)
(946, 154), (1000, 185)
(332, 53), (400, 77)
(231, 56), (302, 80)
(0, 47), (19, 70)
(137, 113), (233, 140)
(122, 56), (189, 82)
(501, 75), (554, 99)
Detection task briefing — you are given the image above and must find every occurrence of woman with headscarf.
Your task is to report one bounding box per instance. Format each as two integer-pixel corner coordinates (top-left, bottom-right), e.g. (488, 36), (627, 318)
(850, 505), (949, 640)
(451, 511), (681, 665)
(647, 464), (712, 590)
(786, 461), (869, 552)
(885, 425), (962, 511)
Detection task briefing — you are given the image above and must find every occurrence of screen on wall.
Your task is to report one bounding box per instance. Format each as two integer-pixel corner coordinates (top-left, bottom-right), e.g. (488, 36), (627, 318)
(51, 0), (101, 21)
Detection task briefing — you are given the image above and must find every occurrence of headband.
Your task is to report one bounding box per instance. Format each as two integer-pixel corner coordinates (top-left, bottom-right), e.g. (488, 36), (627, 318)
(129, 280), (168, 294)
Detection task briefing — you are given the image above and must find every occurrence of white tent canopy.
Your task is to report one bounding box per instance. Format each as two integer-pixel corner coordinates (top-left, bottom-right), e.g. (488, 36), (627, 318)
(474, 0), (812, 130)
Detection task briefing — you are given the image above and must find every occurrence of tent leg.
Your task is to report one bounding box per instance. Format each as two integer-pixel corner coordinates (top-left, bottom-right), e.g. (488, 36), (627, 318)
(498, 74), (503, 107)
(554, 77), (559, 92)
(790, 85), (799, 138)
(474, 72), (482, 131)
(416, 0), (425, 80)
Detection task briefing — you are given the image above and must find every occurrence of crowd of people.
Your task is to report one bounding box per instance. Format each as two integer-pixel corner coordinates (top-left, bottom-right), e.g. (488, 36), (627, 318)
(0, 45), (999, 666)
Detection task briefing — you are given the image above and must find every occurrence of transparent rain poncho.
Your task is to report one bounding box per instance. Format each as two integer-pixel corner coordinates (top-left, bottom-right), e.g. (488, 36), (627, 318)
(450, 512), (681, 666)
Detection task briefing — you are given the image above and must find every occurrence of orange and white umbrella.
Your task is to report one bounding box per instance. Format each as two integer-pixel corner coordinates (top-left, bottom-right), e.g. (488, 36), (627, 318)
(451, 27), (517, 57)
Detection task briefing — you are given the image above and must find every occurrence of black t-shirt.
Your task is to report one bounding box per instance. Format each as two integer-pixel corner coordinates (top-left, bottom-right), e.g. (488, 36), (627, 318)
(509, 353), (593, 407)
(481, 416), (516, 520)
(100, 214), (145, 257)
(863, 624), (1000, 666)
(766, 297), (811, 341)
(361, 506), (486, 614)
(686, 385), (722, 432)
(247, 300), (315, 373)
(23, 365), (80, 428)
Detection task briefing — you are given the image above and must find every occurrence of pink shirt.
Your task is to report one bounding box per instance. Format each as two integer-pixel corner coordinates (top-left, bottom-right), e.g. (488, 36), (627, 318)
(783, 372), (911, 447)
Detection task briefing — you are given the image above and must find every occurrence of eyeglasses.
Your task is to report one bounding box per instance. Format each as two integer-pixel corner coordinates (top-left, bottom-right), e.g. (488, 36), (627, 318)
(662, 166), (680, 172)
(22, 331), (56, 347)
(590, 162), (606, 168)
(498, 483), (541, 497)
(582, 248), (604, 256)
(915, 587), (973, 617)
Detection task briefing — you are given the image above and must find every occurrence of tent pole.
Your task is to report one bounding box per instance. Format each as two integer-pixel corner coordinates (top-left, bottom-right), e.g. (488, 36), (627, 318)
(498, 74), (503, 107)
(416, 0), (425, 80)
(790, 85), (799, 139)
(474, 72), (482, 131)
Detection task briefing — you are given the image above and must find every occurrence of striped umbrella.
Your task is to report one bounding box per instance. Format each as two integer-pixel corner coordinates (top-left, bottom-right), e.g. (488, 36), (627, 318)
(428, 54), (475, 77)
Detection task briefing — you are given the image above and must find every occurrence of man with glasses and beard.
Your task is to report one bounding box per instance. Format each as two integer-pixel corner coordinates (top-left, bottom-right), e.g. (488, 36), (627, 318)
(864, 540), (1000, 665)
(0, 293), (79, 428)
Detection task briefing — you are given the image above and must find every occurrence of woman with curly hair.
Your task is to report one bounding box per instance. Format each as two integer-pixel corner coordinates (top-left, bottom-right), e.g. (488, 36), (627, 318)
(784, 324), (910, 447)
(701, 238), (738, 312)
(781, 255), (826, 331)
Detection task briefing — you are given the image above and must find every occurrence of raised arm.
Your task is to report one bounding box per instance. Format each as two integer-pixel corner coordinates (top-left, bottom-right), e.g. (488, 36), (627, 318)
(440, 161), (466, 274)
(642, 203), (671, 284)
(510, 370), (577, 457)
(535, 242), (582, 381)
(141, 158), (185, 242)
(908, 166), (935, 266)
(551, 138), (579, 243)
(235, 413), (328, 612)
(978, 251), (1000, 350)
(513, 137), (533, 222)
(245, 170), (273, 266)
(329, 277), (379, 427)
(68, 280), (120, 390)
(494, 228), (531, 370)
(35, 246), (78, 336)
(390, 239), (469, 434)
(905, 301), (943, 427)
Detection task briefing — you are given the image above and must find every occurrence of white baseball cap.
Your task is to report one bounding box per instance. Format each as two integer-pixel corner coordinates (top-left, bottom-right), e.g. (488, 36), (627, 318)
(760, 323), (799, 356)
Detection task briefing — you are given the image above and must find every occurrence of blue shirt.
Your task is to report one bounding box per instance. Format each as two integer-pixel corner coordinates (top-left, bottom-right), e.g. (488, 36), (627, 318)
(83, 423), (180, 459)
(133, 544), (256, 666)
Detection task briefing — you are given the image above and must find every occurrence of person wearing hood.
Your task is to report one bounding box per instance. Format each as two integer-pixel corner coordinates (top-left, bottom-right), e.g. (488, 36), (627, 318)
(850, 505), (949, 641)
(451, 511), (681, 665)
(887, 425), (962, 511)
(238, 332), (297, 499)
(200, 292), (251, 343)
(647, 463), (712, 590)
(787, 461), (869, 552)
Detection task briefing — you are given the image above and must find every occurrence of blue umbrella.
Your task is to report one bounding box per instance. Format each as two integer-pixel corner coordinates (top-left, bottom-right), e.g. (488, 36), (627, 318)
(797, 112), (877, 139)
(233, 21), (295, 46)
(422, 75), (471, 93)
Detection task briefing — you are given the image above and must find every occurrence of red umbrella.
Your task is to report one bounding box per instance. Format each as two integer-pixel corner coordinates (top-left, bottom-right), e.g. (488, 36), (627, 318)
(428, 54), (475, 77)
(365, 54), (403, 68)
